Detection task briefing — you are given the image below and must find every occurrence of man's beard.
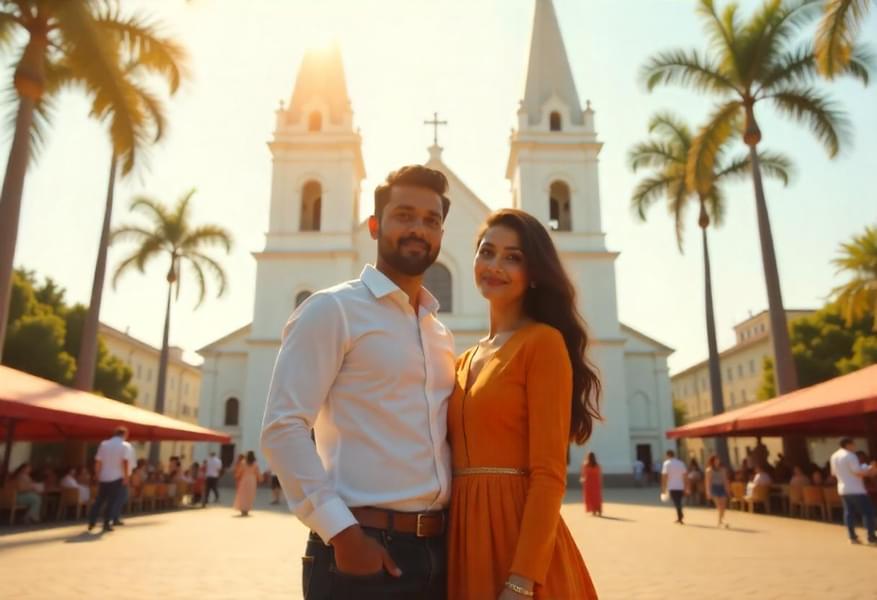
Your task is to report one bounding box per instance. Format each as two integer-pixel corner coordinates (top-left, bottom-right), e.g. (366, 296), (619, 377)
(378, 232), (439, 276)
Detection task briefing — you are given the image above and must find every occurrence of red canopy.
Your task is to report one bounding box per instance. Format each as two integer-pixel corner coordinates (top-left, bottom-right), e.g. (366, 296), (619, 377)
(0, 365), (230, 443)
(667, 364), (877, 439)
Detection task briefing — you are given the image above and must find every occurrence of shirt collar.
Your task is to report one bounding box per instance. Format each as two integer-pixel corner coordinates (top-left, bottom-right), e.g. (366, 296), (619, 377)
(359, 264), (440, 315)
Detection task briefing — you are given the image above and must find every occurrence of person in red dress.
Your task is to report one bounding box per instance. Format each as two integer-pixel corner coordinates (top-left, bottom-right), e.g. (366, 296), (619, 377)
(581, 452), (603, 517)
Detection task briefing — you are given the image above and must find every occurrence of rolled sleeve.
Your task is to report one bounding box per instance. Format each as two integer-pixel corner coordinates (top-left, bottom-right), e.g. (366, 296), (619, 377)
(260, 292), (357, 541)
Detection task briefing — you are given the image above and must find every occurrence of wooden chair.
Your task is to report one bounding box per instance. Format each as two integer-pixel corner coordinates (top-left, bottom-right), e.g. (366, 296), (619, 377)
(126, 486), (143, 514)
(141, 484), (157, 511)
(156, 483), (169, 509)
(0, 484), (27, 525)
(823, 486), (844, 522)
(788, 485), (804, 517)
(173, 482), (189, 508)
(55, 488), (86, 520)
(745, 485), (771, 514)
(729, 482), (746, 510)
(802, 486), (827, 521)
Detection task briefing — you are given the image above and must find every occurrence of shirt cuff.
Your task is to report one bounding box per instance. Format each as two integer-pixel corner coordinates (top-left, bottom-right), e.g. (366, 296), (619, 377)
(301, 496), (358, 543)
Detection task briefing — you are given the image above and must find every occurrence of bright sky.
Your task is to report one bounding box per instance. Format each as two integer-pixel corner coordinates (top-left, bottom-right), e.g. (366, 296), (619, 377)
(4, 0), (876, 374)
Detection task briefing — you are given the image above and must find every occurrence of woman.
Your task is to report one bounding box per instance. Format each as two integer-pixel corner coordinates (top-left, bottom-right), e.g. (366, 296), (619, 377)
(233, 451), (261, 517)
(11, 463), (42, 523)
(60, 466), (90, 504)
(448, 209), (600, 599)
(687, 458), (704, 504)
(705, 455), (731, 528)
(580, 452), (603, 517)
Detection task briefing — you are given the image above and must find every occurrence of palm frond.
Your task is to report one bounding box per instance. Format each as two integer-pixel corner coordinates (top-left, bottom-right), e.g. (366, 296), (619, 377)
(669, 177), (689, 252)
(640, 48), (738, 94)
(630, 174), (679, 221)
(648, 111), (693, 148)
(702, 186), (727, 229)
(180, 224), (233, 254)
(816, 0), (872, 78)
(716, 149), (794, 186)
(129, 195), (172, 226)
(687, 101), (742, 198)
(697, 0), (742, 80)
(744, 0), (821, 84)
(187, 251), (228, 299)
(768, 86), (849, 157)
(93, 8), (188, 94)
(839, 44), (875, 84)
(186, 253), (209, 307)
(0, 10), (20, 51)
(628, 140), (684, 171)
(109, 224), (157, 245)
(756, 43), (819, 95)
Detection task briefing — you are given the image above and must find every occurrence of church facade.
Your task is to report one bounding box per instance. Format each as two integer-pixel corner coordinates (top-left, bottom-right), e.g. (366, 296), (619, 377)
(196, 0), (675, 481)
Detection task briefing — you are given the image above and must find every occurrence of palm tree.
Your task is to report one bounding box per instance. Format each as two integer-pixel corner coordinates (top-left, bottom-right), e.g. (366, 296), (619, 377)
(641, 0), (871, 400)
(73, 20), (187, 394)
(831, 224), (877, 330)
(629, 111), (792, 465)
(816, 0), (874, 78)
(111, 190), (232, 463)
(0, 0), (181, 361)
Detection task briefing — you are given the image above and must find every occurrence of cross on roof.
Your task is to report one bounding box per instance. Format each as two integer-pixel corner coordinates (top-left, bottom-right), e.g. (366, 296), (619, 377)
(423, 111), (448, 146)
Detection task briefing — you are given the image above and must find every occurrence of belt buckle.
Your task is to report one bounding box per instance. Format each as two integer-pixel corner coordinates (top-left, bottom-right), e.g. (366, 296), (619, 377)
(416, 513), (427, 537)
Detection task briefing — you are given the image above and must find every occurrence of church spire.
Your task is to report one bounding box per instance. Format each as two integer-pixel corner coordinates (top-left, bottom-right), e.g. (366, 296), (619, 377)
(286, 42), (353, 129)
(520, 0), (584, 128)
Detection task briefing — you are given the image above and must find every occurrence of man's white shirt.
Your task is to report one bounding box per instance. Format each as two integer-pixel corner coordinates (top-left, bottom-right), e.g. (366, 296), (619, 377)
(831, 447), (867, 495)
(205, 455), (223, 478)
(261, 265), (456, 542)
(662, 458), (687, 491)
(95, 436), (129, 482)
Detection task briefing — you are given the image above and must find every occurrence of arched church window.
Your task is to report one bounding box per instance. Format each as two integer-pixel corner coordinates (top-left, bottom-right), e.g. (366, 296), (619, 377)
(295, 290), (312, 308)
(548, 180), (571, 231)
(549, 111), (562, 131)
(224, 397), (239, 426)
(300, 181), (322, 231)
(423, 263), (452, 313)
(308, 111), (322, 132)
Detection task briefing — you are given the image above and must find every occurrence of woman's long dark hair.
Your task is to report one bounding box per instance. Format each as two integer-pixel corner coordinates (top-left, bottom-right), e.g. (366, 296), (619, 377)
(477, 209), (602, 444)
(586, 452), (598, 468)
(246, 451), (256, 465)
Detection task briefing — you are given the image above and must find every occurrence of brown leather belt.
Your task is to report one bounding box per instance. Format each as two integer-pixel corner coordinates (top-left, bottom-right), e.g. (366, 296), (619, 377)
(351, 506), (447, 538)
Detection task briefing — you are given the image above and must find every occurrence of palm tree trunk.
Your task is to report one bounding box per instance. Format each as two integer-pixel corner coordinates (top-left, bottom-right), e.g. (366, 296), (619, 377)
(0, 96), (36, 362)
(701, 225), (730, 466)
(148, 273), (174, 465)
(73, 155), (118, 391)
(748, 145), (808, 464)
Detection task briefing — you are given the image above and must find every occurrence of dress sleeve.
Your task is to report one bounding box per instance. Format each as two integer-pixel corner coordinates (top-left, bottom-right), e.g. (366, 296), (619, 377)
(510, 327), (573, 584)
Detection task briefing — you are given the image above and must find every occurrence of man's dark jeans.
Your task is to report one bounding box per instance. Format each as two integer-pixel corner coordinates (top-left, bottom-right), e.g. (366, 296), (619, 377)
(203, 477), (220, 505)
(89, 479), (123, 528)
(841, 494), (876, 541)
(110, 484), (129, 523)
(302, 528), (446, 600)
(670, 490), (684, 522)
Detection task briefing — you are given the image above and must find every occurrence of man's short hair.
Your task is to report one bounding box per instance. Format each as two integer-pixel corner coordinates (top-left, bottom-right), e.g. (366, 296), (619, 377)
(113, 426), (128, 437)
(666, 450), (675, 458)
(840, 437), (854, 448)
(373, 165), (450, 222)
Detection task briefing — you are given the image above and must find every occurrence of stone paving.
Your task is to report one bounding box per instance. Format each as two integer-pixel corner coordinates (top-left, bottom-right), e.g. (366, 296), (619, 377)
(2, 487), (875, 599)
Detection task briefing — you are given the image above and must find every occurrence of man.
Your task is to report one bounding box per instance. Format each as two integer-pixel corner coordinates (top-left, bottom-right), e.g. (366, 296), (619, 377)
(633, 458), (645, 487)
(262, 165), (454, 600)
(203, 451), (223, 506)
(109, 435), (136, 526)
(830, 438), (877, 545)
(661, 449), (687, 524)
(88, 426), (130, 533)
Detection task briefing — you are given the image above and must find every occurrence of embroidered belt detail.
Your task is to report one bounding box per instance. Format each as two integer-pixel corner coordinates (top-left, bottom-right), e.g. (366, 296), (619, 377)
(453, 467), (528, 477)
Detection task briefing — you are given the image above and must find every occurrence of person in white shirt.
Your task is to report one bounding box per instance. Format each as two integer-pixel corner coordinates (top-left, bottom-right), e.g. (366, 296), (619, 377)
(109, 437), (136, 526)
(60, 467), (90, 504)
(661, 450), (688, 524)
(202, 452), (223, 506)
(633, 459), (645, 487)
(88, 426), (130, 533)
(830, 438), (877, 544)
(261, 165), (454, 599)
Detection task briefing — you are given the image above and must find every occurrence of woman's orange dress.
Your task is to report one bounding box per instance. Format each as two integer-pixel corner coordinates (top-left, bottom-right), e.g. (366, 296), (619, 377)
(447, 324), (597, 599)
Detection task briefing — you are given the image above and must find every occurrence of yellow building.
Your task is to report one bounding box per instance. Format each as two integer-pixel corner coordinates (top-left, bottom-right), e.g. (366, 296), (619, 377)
(670, 309), (813, 469)
(99, 323), (203, 466)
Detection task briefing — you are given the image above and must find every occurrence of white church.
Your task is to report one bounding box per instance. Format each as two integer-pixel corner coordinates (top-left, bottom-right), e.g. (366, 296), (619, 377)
(197, 0), (675, 482)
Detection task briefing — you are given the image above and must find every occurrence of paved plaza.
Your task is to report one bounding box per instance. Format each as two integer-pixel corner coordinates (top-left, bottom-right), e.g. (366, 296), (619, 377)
(2, 487), (875, 600)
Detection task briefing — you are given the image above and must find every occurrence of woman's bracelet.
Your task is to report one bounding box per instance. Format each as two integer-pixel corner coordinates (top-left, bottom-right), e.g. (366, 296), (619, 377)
(504, 580), (535, 597)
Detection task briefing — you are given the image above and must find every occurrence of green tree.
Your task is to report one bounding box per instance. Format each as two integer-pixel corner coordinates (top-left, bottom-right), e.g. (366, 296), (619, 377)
(831, 224), (877, 331)
(1, 269), (136, 401)
(0, 0), (183, 361)
(758, 356), (777, 400)
(673, 400), (689, 427)
(758, 302), (876, 393)
(111, 190), (232, 462)
(629, 110), (791, 464)
(641, 0), (871, 399)
(816, 0), (875, 78)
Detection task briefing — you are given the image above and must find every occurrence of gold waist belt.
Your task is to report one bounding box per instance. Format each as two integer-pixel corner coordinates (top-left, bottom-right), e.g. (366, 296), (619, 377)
(453, 467), (528, 477)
